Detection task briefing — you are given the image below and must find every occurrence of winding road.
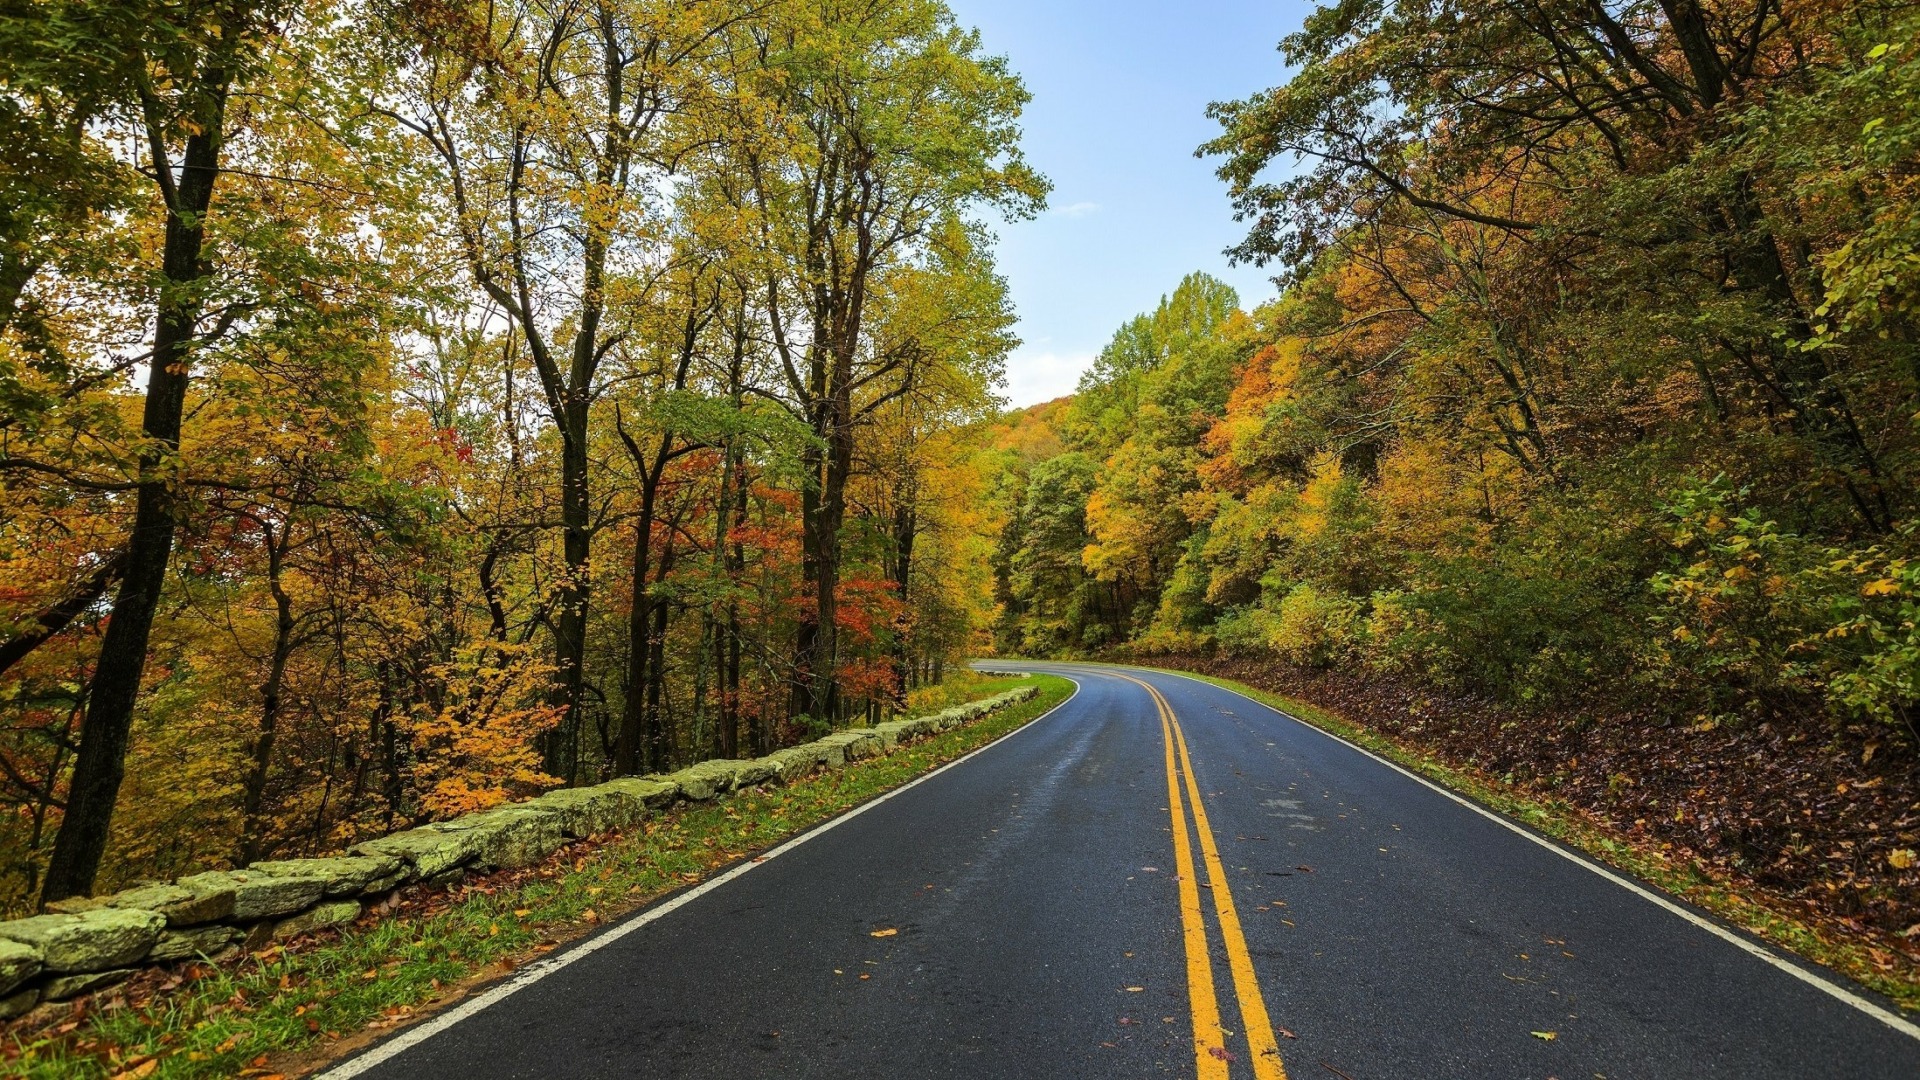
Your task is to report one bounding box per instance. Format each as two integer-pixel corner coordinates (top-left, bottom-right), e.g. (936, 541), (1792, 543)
(321, 662), (1920, 1079)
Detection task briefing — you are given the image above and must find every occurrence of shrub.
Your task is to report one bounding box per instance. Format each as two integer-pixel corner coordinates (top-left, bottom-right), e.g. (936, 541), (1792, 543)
(1266, 583), (1364, 667)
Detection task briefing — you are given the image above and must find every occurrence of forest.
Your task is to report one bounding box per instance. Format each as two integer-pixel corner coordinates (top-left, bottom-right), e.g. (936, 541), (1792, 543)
(4, 0), (1919, 948)
(985, 0), (1920, 938)
(0, 0), (1044, 912)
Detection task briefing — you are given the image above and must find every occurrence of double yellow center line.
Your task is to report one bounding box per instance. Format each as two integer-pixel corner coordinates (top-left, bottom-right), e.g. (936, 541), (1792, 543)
(1113, 671), (1288, 1080)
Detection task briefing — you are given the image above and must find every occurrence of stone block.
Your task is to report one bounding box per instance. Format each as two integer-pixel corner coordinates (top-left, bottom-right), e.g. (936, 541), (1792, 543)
(353, 825), (485, 879)
(0, 938), (40, 996)
(668, 759), (756, 801)
(730, 757), (775, 788)
(112, 879), (235, 926)
(248, 855), (407, 897)
(148, 924), (241, 963)
(814, 730), (882, 762)
(528, 785), (649, 838)
(41, 967), (133, 1001)
(0, 909), (163, 973)
(176, 869), (325, 922)
(271, 899), (361, 941)
(433, 806), (566, 870)
(600, 776), (682, 810)
(763, 747), (818, 782)
(0, 986), (37, 1021)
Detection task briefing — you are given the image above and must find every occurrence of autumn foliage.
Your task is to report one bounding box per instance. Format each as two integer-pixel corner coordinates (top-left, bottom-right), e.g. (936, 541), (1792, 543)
(987, 2), (1920, 939)
(0, 0), (1039, 909)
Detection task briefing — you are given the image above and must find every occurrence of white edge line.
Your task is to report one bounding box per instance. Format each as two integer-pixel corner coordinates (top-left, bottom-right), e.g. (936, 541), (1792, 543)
(1083, 661), (1920, 1043)
(317, 678), (1083, 1079)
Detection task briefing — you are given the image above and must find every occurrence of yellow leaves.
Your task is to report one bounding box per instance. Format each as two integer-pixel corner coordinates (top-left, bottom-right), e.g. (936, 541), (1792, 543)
(1290, 453), (1345, 541)
(108, 1058), (158, 1079)
(406, 640), (566, 818)
(1862, 577), (1901, 597)
(1890, 849), (1917, 870)
(868, 927), (898, 938)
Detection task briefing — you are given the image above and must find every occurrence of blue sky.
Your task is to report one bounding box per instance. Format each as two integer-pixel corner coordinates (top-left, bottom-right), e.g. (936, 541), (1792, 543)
(947, 0), (1308, 407)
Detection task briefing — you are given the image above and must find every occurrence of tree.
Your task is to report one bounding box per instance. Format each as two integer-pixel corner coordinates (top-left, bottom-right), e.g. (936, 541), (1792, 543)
(391, 0), (734, 778)
(38, 0), (286, 902)
(1202, 0), (1904, 529)
(720, 0), (1044, 723)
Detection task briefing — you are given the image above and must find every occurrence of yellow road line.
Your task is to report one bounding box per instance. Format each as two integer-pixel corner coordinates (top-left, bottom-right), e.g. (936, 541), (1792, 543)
(1156, 676), (1231, 1079)
(1115, 670), (1288, 1080)
(1170, 700), (1288, 1080)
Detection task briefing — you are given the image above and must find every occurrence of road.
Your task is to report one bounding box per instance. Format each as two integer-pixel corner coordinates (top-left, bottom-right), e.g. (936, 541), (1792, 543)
(322, 662), (1920, 1079)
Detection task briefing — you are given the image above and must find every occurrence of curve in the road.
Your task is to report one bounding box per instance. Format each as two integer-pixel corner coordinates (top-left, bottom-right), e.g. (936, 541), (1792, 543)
(315, 663), (1920, 1080)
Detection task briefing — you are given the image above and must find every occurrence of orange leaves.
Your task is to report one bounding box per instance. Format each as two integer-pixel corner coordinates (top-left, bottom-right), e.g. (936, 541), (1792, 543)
(403, 641), (565, 819)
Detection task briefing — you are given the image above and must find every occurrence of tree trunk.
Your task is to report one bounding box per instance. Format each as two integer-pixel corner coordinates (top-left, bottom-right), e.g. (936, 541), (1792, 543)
(615, 467), (659, 776)
(889, 497), (916, 706)
(643, 539), (676, 770)
(545, 390), (591, 781)
(239, 527), (296, 864)
(713, 443), (736, 759)
(41, 62), (231, 904)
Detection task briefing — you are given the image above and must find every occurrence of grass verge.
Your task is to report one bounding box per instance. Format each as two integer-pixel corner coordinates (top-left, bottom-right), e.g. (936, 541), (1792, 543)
(4, 673), (1076, 1079)
(1136, 663), (1920, 1015)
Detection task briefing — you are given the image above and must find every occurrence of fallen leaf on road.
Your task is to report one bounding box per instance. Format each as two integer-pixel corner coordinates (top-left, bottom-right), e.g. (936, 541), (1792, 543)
(858, 973), (871, 980)
(1278, 1027), (1297, 1039)
(1208, 1047), (1237, 1061)
(1530, 1031), (1557, 1041)
(869, 928), (898, 937)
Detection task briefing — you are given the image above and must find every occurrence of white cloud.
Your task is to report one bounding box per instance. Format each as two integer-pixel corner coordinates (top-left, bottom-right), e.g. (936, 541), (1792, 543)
(1053, 201), (1101, 219)
(999, 349), (1094, 407)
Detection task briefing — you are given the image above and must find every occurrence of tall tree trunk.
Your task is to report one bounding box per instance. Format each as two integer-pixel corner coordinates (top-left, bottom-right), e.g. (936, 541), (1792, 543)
(41, 61), (232, 904)
(888, 496), (916, 706)
(239, 526), (296, 864)
(643, 539), (676, 769)
(545, 391), (591, 780)
(616, 467), (659, 776)
(712, 442), (736, 759)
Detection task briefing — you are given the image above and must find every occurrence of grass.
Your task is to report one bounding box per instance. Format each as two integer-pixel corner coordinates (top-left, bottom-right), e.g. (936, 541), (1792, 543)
(1135, 663), (1920, 1015)
(4, 673), (1076, 1079)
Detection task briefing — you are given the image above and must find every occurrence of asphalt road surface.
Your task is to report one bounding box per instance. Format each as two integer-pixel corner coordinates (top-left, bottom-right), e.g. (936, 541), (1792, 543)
(322, 662), (1920, 1079)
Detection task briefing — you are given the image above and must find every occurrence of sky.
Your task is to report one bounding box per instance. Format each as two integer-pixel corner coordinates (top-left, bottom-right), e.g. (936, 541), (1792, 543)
(945, 0), (1309, 408)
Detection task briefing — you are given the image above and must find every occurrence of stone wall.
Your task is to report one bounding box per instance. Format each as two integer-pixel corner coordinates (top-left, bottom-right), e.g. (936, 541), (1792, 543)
(0, 684), (1039, 1019)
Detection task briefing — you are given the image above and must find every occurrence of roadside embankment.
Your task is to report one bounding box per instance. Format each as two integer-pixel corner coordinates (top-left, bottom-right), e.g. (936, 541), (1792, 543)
(1122, 652), (1920, 1013)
